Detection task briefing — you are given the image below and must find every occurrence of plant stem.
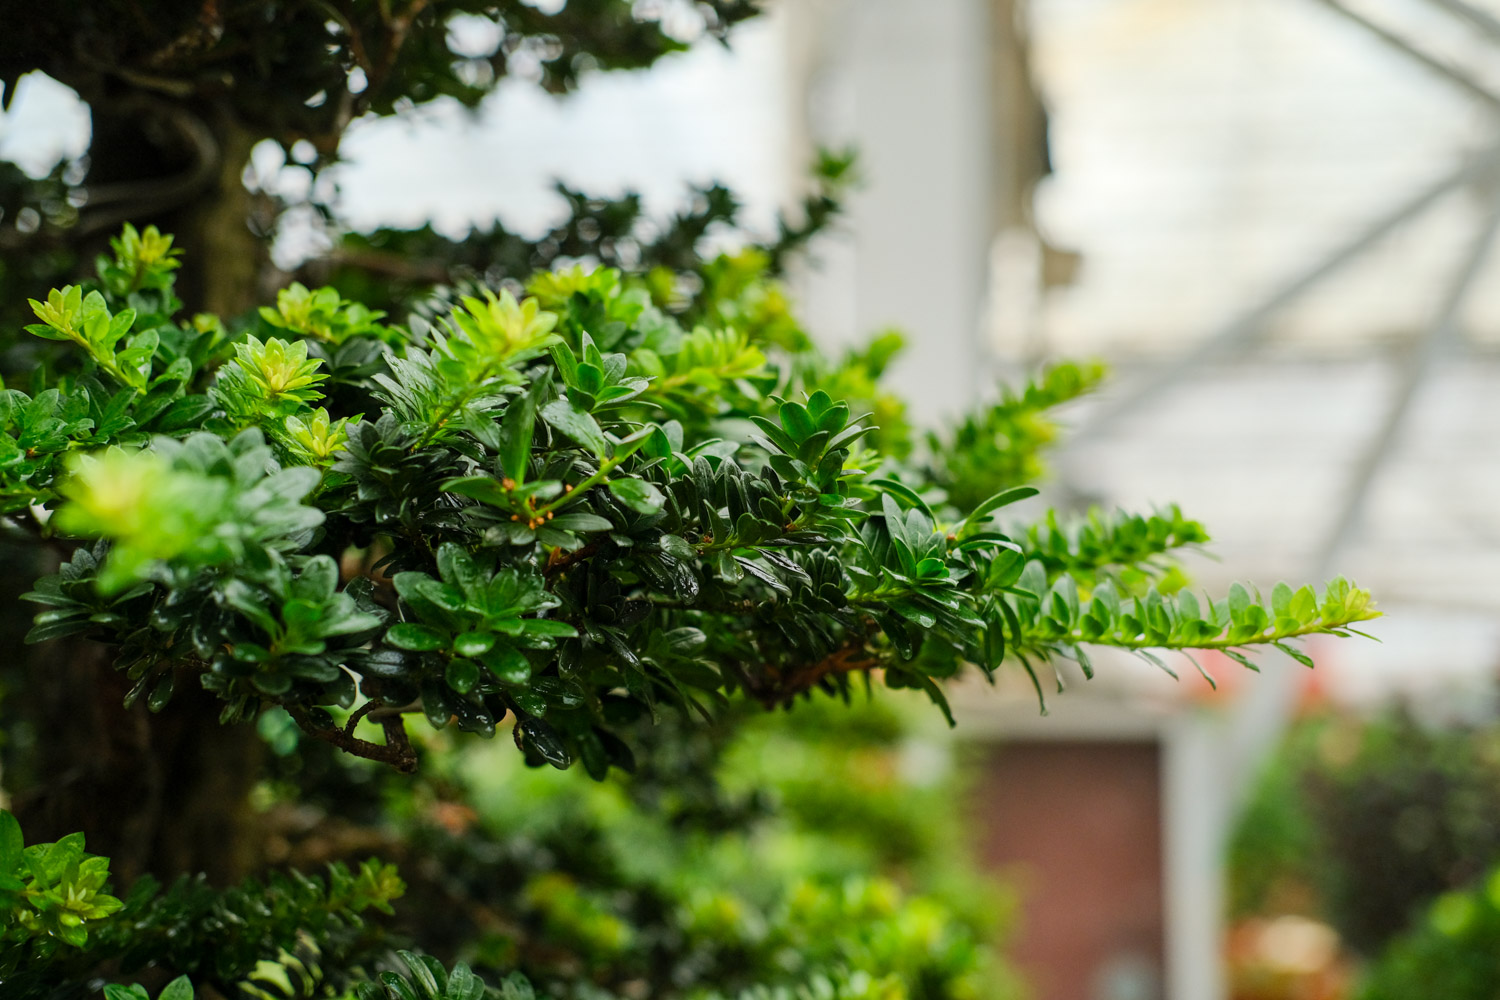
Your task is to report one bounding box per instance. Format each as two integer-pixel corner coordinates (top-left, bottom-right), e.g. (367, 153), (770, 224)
(534, 454), (624, 517)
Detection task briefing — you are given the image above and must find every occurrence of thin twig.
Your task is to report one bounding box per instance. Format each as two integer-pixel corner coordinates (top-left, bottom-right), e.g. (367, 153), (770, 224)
(287, 704), (418, 773)
(750, 627), (882, 707)
(544, 542), (599, 580)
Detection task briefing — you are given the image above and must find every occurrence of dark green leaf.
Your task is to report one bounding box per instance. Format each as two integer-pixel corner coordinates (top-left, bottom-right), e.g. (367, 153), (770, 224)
(541, 399), (606, 456)
(518, 716), (570, 769)
(478, 643), (531, 685)
(0, 810), (22, 873)
(549, 512), (613, 532)
(386, 623), (448, 652)
(159, 977), (195, 1000)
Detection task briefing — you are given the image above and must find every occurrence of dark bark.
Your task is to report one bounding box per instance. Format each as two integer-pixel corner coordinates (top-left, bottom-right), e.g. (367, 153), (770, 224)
(9, 631), (264, 886)
(82, 94), (268, 317)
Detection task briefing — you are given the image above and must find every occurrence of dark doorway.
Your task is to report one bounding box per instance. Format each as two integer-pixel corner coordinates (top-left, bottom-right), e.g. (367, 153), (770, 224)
(972, 740), (1166, 1000)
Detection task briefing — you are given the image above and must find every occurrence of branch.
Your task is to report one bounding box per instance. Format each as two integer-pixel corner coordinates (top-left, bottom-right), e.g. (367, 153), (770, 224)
(747, 628), (882, 708)
(322, 246), (452, 284)
(544, 541), (600, 580)
(287, 704), (418, 773)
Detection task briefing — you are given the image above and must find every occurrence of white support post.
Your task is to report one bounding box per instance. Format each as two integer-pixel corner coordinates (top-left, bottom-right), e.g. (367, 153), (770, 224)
(789, 0), (995, 425)
(1162, 712), (1229, 1000)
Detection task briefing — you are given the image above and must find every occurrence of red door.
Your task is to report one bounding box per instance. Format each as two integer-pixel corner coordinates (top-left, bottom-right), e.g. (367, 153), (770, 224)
(971, 740), (1166, 1000)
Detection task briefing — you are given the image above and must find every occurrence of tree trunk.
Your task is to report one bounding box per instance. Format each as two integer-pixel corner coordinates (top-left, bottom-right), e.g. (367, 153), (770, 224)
(10, 641), (263, 885)
(172, 114), (266, 318)
(84, 95), (268, 317)
(3, 546), (264, 885)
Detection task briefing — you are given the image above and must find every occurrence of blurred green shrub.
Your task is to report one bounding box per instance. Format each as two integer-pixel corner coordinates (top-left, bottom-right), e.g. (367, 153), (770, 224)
(1230, 708), (1500, 956)
(1356, 865), (1500, 1000)
(350, 692), (1024, 1000)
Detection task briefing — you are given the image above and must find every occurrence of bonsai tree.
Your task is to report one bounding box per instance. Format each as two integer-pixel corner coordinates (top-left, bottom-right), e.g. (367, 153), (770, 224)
(0, 3), (1381, 996)
(0, 218), (1378, 995)
(0, 0), (844, 895)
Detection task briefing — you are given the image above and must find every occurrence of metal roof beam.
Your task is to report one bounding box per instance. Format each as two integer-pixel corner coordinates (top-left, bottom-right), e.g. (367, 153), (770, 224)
(1311, 0), (1500, 111)
(1069, 139), (1500, 444)
(1423, 0), (1500, 45)
(1312, 177), (1500, 577)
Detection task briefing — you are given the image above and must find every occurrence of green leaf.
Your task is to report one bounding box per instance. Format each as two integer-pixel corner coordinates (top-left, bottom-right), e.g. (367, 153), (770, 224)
(499, 383), (541, 484)
(24, 616), (95, 643)
(748, 414), (797, 455)
(447, 964), (483, 1000)
(498, 973), (538, 1000)
(518, 716), (570, 768)
(386, 623), (449, 652)
(159, 977), (195, 1000)
(478, 643), (531, 685)
(294, 555), (340, 603)
(891, 601), (936, 629)
(1224, 649), (1261, 672)
(916, 673), (956, 727)
(548, 512), (613, 532)
(446, 658), (480, 694)
(436, 543), (486, 601)
(1273, 641), (1315, 668)
(608, 477), (664, 514)
(549, 342), (579, 387)
(0, 810), (23, 873)
(1228, 583), (1251, 619)
(452, 631), (495, 658)
(961, 486), (1039, 533)
(516, 619), (578, 638)
(541, 398), (606, 457)
(147, 672), (176, 713)
(1289, 585), (1317, 621)
(375, 974), (420, 1000)
(778, 400), (817, 443)
(103, 988), (152, 1000)
(1271, 581), (1293, 617)
(870, 478), (933, 521)
(398, 950), (442, 998)
(443, 476), (511, 507)
(411, 577), (466, 617)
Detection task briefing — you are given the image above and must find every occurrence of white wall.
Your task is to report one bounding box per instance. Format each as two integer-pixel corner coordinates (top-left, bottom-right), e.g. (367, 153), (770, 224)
(791, 0), (997, 426)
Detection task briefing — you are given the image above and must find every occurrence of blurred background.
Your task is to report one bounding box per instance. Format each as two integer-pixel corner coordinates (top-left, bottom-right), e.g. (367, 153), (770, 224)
(9, 0), (1500, 998)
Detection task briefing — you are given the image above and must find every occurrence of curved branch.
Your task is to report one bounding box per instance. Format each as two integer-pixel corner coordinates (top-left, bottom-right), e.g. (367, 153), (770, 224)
(76, 96), (220, 237)
(286, 703), (418, 773)
(744, 627), (882, 708)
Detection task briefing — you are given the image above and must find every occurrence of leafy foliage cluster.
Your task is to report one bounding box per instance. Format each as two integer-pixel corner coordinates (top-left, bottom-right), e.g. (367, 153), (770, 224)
(2, 805), (403, 997)
(7, 225), (1376, 779)
(0, 811), (123, 963)
(0, 5), (1386, 1000)
(368, 695), (1015, 1000)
